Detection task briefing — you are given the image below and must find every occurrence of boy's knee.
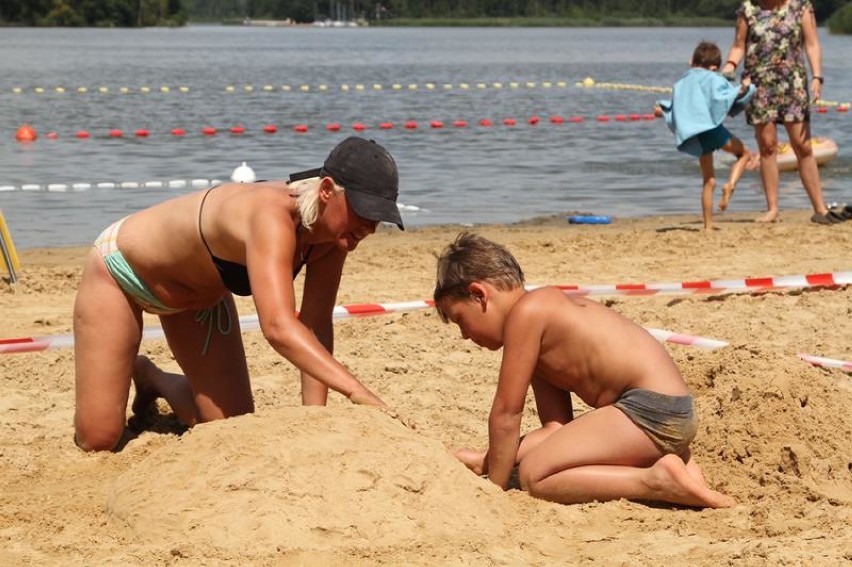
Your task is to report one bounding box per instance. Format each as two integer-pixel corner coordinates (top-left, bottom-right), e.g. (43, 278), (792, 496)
(517, 460), (540, 494)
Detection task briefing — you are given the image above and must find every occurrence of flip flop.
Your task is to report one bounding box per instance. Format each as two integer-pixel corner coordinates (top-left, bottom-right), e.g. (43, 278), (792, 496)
(811, 211), (845, 225)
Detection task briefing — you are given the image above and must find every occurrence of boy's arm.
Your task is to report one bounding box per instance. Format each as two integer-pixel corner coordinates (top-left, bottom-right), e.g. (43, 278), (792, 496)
(487, 298), (546, 489)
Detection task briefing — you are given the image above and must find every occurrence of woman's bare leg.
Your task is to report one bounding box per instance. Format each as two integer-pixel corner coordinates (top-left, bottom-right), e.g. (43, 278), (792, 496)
(74, 248), (143, 452)
(160, 295), (254, 422)
(786, 121), (828, 216)
(754, 123), (781, 222)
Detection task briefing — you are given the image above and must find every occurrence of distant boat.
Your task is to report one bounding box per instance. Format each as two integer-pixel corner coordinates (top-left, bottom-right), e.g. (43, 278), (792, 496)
(312, 19), (361, 27)
(242, 18), (294, 27)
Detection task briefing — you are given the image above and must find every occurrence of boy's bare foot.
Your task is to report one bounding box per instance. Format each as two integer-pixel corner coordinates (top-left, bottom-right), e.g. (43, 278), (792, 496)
(754, 211), (780, 223)
(719, 183), (735, 211)
(645, 454), (736, 509)
(131, 355), (160, 419)
(453, 447), (486, 476)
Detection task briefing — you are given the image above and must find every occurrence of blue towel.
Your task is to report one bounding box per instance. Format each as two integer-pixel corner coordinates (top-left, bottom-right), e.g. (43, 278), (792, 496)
(657, 68), (755, 158)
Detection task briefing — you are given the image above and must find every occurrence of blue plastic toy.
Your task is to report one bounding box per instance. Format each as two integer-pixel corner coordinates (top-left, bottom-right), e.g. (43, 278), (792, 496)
(566, 215), (612, 225)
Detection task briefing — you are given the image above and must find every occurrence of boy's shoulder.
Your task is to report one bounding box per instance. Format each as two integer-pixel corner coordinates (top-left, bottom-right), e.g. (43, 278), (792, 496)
(511, 287), (572, 317)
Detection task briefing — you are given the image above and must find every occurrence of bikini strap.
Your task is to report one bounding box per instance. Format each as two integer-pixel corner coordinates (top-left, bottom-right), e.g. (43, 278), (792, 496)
(198, 185), (217, 257)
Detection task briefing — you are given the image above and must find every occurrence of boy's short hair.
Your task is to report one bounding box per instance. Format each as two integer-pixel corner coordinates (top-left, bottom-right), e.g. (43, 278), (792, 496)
(691, 41), (722, 69)
(433, 232), (524, 322)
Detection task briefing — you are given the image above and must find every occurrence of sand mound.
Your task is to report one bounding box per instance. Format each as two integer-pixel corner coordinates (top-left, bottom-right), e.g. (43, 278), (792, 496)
(106, 406), (508, 554)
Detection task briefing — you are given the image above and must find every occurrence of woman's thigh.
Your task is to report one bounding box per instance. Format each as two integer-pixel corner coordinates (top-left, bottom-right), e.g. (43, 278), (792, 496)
(161, 295), (254, 421)
(74, 248), (143, 447)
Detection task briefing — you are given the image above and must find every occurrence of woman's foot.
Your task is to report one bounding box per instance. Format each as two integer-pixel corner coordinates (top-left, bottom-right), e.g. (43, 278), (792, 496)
(755, 210), (780, 223)
(131, 355), (161, 419)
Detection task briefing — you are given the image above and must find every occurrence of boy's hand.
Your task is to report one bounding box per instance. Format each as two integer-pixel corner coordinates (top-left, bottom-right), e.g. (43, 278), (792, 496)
(653, 105), (663, 118)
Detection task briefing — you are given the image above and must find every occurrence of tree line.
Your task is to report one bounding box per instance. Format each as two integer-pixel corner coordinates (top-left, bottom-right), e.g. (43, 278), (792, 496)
(0, 0), (847, 27)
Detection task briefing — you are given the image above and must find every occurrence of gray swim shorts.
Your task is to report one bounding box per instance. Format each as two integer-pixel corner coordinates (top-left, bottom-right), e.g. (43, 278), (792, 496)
(612, 388), (698, 458)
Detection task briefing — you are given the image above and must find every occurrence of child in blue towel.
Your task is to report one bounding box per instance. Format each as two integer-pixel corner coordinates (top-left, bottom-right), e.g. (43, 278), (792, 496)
(656, 41), (756, 231)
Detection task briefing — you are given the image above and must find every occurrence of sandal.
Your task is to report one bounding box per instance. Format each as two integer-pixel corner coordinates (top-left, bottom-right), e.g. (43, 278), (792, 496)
(811, 211), (845, 225)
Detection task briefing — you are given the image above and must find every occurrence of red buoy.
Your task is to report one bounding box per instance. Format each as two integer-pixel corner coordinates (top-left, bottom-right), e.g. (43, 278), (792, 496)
(76, 130), (90, 139)
(294, 124), (308, 133)
(109, 129), (123, 138)
(134, 129), (149, 137)
(326, 123), (341, 132)
(453, 120), (467, 128)
(549, 116), (564, 124)
(202, 127), (217, 135)
(230, 126), (245, 134)
(404, 121), (418, 129)
(527, 116), (540, 125)
(352, 122), (366, 131)
(262, 124), (278, 134)
(171, 128), (186, 136)
(379, 122), (394, 129)
(15, 124), (37, 142)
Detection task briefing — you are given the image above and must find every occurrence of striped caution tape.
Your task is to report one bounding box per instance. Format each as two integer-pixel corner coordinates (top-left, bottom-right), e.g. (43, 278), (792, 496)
(2, 270), (849, 356)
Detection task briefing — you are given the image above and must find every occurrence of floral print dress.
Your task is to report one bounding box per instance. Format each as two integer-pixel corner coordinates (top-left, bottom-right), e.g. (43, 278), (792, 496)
(739, 0), (812, 125)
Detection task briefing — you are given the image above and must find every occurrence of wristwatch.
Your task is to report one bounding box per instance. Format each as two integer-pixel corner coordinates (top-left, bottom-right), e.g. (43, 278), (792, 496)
(813, 76), (824, 84)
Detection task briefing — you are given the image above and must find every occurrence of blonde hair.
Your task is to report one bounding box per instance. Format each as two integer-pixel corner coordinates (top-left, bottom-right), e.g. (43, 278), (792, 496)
(289, 176), (344, 230)
(433, 232), (525, 322)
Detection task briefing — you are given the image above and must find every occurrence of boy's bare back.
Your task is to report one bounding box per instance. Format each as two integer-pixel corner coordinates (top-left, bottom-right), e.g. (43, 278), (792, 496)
(503, 287), (688, 408)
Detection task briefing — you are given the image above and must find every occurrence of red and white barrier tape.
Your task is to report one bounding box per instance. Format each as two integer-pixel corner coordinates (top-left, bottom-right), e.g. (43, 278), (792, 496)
(533, 271), (852, 297)
(2, 270), (848, 356)
(798, 353), (852, 372)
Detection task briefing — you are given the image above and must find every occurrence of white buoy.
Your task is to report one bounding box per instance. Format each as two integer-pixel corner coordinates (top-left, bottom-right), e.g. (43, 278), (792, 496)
(230, 162), (256, 183)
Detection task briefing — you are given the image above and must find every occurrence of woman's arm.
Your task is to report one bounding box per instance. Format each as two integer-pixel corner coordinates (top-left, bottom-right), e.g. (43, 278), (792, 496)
(298, 245), (345, 405)
(722, 14), (748, 77)
(247, 205), (387, 408)
(802, 4), (823, 102)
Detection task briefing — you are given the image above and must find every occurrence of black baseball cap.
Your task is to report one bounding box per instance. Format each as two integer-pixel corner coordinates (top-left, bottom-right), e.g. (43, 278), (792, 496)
(289, 137), (404, 230)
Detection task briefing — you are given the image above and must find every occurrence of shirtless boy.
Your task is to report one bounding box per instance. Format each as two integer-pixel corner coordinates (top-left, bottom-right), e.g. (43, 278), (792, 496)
(433, 233), (735, 508)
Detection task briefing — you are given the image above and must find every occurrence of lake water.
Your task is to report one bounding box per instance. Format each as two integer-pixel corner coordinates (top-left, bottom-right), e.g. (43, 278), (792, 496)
(1, 25), (850, 249)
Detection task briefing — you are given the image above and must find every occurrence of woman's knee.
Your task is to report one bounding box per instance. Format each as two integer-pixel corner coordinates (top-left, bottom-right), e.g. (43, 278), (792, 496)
(74, 411), (125, 452)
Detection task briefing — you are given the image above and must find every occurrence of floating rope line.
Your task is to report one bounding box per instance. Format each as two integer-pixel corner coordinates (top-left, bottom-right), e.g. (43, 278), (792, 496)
(0, 80), (572, 96)
(0, 179), (221, 192)
(4, 78), (848, 109)
(7, 113), (667, 144)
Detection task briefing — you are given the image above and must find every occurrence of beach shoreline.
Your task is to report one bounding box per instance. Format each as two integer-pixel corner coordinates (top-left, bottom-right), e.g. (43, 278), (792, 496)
(1, 211), (851, 565)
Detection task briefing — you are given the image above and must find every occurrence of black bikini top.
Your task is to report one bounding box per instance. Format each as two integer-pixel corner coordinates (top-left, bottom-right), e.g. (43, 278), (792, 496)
(198, 185), (310, 296)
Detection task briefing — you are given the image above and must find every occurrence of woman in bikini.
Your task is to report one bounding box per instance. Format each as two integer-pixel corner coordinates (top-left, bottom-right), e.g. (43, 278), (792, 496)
(73, 137), (404, 452)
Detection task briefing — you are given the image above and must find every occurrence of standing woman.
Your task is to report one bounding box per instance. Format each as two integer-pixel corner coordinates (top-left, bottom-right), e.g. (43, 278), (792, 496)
(722, 0), (834, 224)
(74, 137), (404, 452)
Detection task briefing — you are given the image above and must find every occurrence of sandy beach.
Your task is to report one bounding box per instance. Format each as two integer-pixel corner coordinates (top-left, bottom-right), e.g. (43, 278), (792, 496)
(1, 209), (851, 565)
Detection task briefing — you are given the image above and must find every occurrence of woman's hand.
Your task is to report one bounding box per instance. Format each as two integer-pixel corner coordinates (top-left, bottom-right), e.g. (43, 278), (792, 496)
(811, 77), (823, 103)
